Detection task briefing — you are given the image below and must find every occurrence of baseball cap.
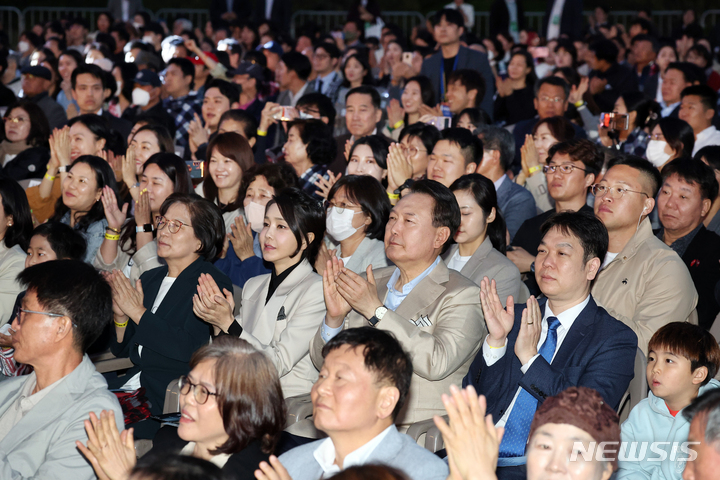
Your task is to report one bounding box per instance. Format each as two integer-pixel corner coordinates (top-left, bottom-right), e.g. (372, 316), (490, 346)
(256, 41), (284, 57)
(230, 62), (265, 83)
(21, 65), (52, 81)
(134, 69), (162, 87)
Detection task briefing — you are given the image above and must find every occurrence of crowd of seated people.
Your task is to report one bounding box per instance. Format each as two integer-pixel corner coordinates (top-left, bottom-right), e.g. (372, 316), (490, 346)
(2, 4), (720, 480)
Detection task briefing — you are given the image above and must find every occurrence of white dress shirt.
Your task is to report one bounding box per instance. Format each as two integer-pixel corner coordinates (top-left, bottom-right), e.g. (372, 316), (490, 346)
(546, 0), (567, 40)
(313, 425), (394, 476)
(482, 295), (590, 427)
(692, 126), (720, 156)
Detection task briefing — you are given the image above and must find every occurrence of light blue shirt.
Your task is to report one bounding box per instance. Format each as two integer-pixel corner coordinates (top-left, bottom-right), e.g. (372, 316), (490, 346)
(321, 256), (441, 342)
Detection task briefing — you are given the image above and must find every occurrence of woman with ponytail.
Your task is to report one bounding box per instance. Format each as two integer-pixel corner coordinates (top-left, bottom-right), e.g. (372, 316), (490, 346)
(444, 174), (522, 306)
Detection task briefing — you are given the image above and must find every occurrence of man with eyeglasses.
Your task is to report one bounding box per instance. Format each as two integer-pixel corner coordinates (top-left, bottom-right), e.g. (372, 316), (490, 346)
(0, 260), (122, 479)
(510, 139), (601, 295)
(591, 156), (698, 355)
(510, 77), (587, 174)
(310, 43), (342, 103)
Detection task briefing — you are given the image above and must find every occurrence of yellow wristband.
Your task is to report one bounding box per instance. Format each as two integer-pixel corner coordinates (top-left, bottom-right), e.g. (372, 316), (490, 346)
(114, 319), (129, 328)
(105, 233), (120, 241)
(44, 172), (56, 181)
(528, 165), (542, 174)
(257, 129), (267, 137)
(388, 192), (400, 200)
(392, 120), (404, 130)
(574, 100), (585, 108)
(488, 342), (504, 349)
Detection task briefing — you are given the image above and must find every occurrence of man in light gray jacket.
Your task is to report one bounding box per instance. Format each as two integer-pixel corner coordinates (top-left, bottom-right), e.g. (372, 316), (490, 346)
(278, 327), (448, 480)
(0, 260), (123, 479)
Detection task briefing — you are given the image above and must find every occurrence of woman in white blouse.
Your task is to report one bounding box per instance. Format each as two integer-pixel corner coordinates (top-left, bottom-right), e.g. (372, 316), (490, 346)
(443, 174), (522, 305)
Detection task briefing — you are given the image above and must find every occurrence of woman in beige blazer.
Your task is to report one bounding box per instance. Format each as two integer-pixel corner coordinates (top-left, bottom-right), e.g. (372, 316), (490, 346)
(94, 154), (192, 283)
(443, 174), (523, 305)
(193, 188), (327, 398)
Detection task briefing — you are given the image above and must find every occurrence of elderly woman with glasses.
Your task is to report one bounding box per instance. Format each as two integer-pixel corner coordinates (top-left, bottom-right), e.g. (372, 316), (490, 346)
(79, 336), (286, 480)
(106, 193), (233, 439)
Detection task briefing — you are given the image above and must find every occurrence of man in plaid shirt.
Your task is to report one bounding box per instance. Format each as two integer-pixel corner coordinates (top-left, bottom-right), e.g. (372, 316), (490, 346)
(163, 58), (202, 155)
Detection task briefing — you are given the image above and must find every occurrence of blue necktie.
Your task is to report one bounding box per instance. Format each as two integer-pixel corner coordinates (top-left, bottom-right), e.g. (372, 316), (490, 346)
(499, 316), (560, 458)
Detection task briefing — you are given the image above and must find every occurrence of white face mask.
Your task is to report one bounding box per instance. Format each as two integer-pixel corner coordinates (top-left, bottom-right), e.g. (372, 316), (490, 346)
(132, 88), (150, 107)
(142, 35), (155, 45)
(646, 140), (672, 168)
(17, 41), (30, 53)
(115, 80), (123, 98)
(487, 50), (495, 62)
(132, 22), (143, 30)
(326, 206), (363, 242)
(244, 201), (266, 233)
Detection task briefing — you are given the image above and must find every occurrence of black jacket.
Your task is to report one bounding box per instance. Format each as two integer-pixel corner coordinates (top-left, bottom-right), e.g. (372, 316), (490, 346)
(489, 0), (526, 38)
(147, 426), (270, 480)
(543, 0), (584, 41)
(1, 146), (49, 181)
(588, 63), (639, 113)
(680, 226), (720, 330)
(102, 110), (133, 143)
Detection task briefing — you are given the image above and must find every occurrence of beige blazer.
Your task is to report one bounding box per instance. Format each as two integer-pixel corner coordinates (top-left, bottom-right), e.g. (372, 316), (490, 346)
(335, 236), (389, 274)
(591, 218), (698, 355)
(523, 172), (554, 213)
(93, 238), (162, 284)
(442, 237), (522, 306)
(310, 259), (487, 426)
(236, 259), (326, 398)
(0, 243), (24, 326)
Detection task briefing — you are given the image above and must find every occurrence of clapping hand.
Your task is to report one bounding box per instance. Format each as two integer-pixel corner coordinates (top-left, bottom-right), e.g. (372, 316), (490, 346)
(314, 243), (337, 277)
(314, 172), (341, 199)
(335, 265), (383, 320)
(386, 99), (404, 128)
(229, 216), (255, 261)
(76, 410), (136, 480)
(514, 295), (542, 365)
(192, 273), (235, 334)
(108, 270), (146, 323)
(134, 188), (152, 226)
(188, 113), (209, 154)
(255, 455), (293, 480)
(101, 186), (128, 232)
(479, 277), (515, 348)
(386, 142), (413, 192)
(322, 256), (352, 327)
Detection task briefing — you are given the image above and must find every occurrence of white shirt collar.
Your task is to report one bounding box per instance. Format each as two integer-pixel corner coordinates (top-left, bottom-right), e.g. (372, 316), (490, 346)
(696, 125), (719, 141)
(289, 82), (310, 107)
(493, 174), (507, 191)
(180, 442), (231, 468)
(313, 425), (395, 475)
(543, 295), (591, 332)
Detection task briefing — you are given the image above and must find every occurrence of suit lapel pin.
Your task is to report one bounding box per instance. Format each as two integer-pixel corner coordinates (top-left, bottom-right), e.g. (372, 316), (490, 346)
(415, 315), (432, 327)
(277, 306), (286, 321)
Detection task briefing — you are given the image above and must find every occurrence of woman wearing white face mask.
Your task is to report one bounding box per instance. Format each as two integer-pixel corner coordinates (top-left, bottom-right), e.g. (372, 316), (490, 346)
(193, 188), (327, 398)
(646, 117), (695, 170)
(315, 175), (390, 277)
(214, 163), (299, 288)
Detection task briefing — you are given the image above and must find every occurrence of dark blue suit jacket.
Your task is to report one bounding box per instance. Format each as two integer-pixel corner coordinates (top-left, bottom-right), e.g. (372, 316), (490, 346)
(463, 296), (637, 422)
(420, 46), (496, 121)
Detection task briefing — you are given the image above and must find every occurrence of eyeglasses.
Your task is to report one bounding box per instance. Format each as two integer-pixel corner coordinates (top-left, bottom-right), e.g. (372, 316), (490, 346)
(591, 184), (649, 199)
(543, 164), (588, 174)
(399, 144), (427, 156)
(14, 307), (75, 327)
(324, 202), (361, 214)
(178, 375), (218, 405)
(156, 215), (191, 234)
(649, 133), (665, 141)
(314, 53), (330, 60)
(3, 117), (28, 125)
(538, 95), (565, 103)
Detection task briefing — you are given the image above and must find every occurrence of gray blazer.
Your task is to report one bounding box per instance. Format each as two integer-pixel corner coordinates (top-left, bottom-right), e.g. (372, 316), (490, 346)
(443, 237), (521, 306)
(0, 355), (123, 479)
(334, 236), (389, 274)
(279, 425), (449, 480)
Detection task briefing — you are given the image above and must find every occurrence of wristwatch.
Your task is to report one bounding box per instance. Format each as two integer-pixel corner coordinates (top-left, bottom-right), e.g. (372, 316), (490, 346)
(135, 223), (154, 233)
(369, 305), (388, 326)
(57, 166), (68, 173)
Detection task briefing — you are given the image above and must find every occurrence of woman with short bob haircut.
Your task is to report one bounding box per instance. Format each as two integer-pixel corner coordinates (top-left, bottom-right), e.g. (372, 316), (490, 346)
(646, 117), (695, 170)
(107, 193), (233, 439)
(199, 132), (255, 233)
(317, 175), (389, 275)
(1, 101), (51, 181)
(444, 174), (521, 306)
(193, 188), (327, 398)
(80, 336), (286, 480)
(283, 119), (336, 200)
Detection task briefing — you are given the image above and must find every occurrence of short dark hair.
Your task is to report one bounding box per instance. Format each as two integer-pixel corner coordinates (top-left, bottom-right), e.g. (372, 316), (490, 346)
(189, 336), (286, 455)
(695, 145), (720, 172)
(612, 155), (663, 198)
(554, 39), (578, 66)
(649, 322), (720, 385)
(218, 109), (258, 140)
(665, 62), (695, 84)
(661, 158), (719, 202)
(206, 79), (240, 105)
(18, 260), (112, 353)
(265, 188), (325, 266)
(409, 179), (461, 250)
(631, 33), (659, 53)
(327, 175), (391, 241)
(168, 57), (195, 88)
(399, 122), (441, 154)
(287, 119), (337, 166)
(477, 125), (513, 171)
(540, 210), (609, 265)
(0, 179), (32, 251)
(240, 163), (298, 200)
(431, 8), (465, 29)
(205, 133), (255, 213)
(159, 193), (226, 261)
(3, 101), (50, 149)
(450, 174), (507, 254)
(67, 114), (113, 145)
(71, 63), (105, 90)
(348, 134), (391, 169)
(681, 84), (718, 114)
(629, 17), (654, 35)
(452, 107), (491, 131)
(281, 51), (312, 81)
(440, 127), (483, 167)
(297, 92), (336, 126)
(657, 117), (695, 159)
(346, 85), (381, 110)
(688, 44), (712, 68)
(315, 42), (340, 58)
(30, 222), (86, 260)
(620, 92), (660, 130)
(547, 139), (603, 177)
(131, 454), (226, 480)
(532, 116), (576, 143)
(447, 69), (485, 108)
(322, 327), (413, 421)
(534, 76), (570, 101)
